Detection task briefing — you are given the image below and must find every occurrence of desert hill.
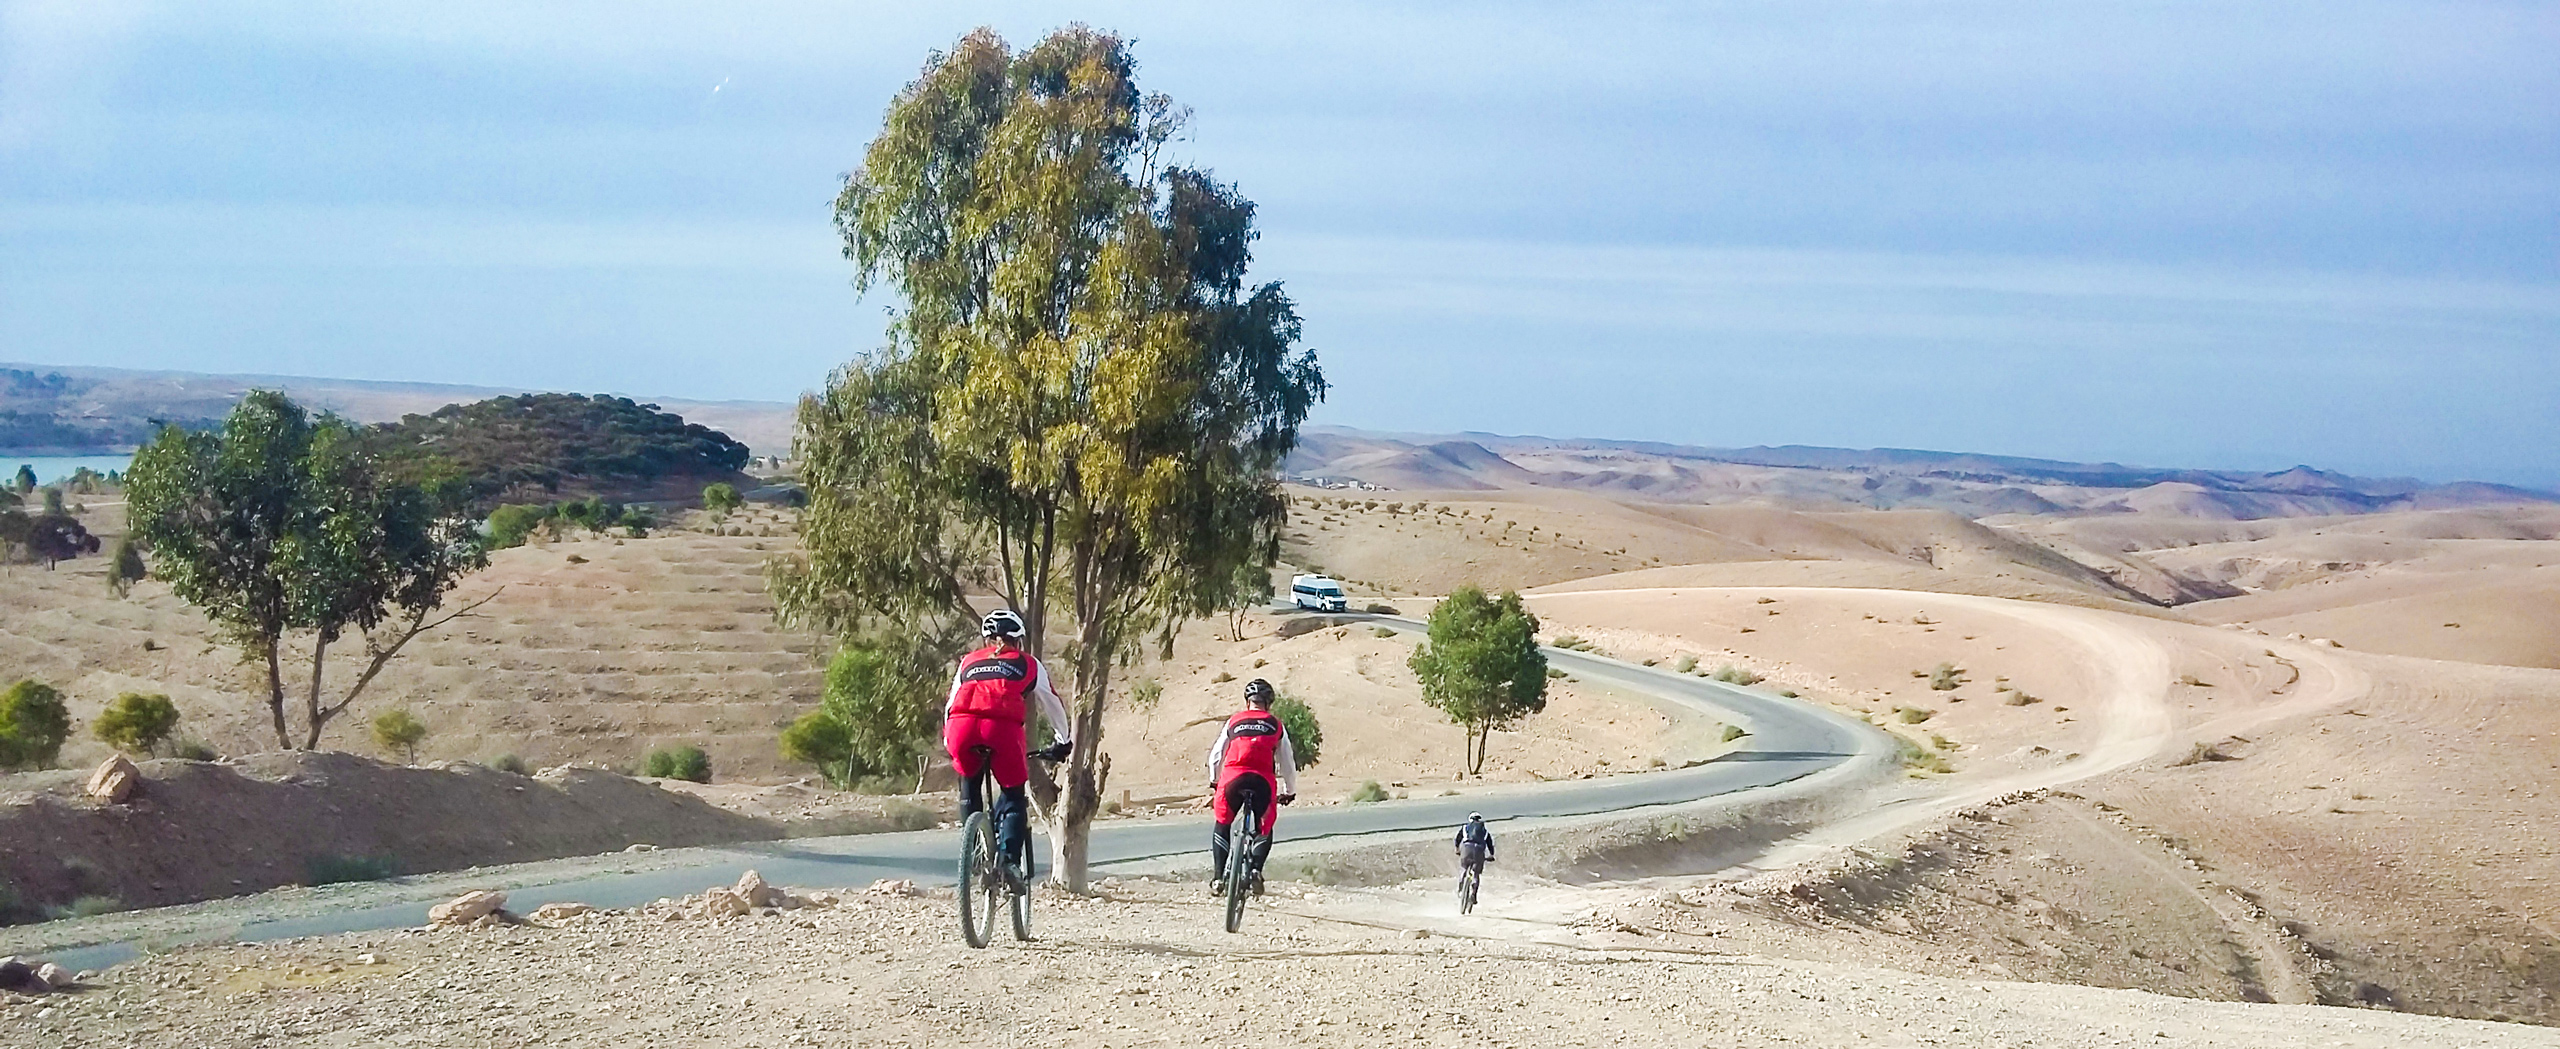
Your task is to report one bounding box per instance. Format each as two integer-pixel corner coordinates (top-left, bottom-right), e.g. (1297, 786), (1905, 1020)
(0, 362), (796, 456)
(1287, 427), (2555, 519)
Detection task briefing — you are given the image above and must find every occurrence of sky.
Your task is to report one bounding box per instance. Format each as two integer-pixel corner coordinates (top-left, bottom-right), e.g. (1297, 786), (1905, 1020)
(2, 2), (2554, 485)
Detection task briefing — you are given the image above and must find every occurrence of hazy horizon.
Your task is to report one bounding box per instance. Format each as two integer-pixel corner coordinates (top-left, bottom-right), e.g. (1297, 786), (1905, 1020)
(4, 3), (2553, 486)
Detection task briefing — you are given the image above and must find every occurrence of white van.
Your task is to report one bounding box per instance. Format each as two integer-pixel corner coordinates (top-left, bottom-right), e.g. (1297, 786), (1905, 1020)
(1291, 574), (1349, 612)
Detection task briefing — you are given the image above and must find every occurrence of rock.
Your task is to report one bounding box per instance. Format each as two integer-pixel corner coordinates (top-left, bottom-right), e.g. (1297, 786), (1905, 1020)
(863, 879), (918, 897)
(623, 843), (660, 853)
(33, 963), (71, 988)
(800, 890), (844, 908)
(355, 953), (380, 966)
(733, 870), (787, 908)
(428, 890), (508, 928)
(695, 889), (751, 918)
(0, 956), (47, 994)
(86, 755), (142, 804)
(529, 902), (594, 924)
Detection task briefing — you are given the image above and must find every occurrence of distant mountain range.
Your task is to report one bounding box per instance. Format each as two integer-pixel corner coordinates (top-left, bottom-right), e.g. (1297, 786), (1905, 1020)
(0, 363), (797, 454)
(1287, 427), (2555, 521)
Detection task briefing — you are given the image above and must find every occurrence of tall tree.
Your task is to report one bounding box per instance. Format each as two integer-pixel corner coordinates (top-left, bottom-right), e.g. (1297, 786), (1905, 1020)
(775, 26), (1322, 890)
(1407, 586), (1550, 776)
(125, 391), (494, 750)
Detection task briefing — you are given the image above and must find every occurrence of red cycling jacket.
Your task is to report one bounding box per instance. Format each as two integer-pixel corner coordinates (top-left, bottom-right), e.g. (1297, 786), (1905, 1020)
(948, 644), (1038, 723)
(1206, 709), (1298, 794)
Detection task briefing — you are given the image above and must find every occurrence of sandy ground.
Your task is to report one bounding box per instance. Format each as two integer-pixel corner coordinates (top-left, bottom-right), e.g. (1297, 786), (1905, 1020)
(11, 881), (2554, 1049)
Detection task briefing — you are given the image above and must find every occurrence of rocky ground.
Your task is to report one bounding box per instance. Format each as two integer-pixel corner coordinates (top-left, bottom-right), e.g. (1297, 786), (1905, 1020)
(7, 878), (2551, 1049)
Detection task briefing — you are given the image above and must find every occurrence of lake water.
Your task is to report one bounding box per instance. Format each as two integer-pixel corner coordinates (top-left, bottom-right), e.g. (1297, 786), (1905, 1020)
(7, 453), (134, 485)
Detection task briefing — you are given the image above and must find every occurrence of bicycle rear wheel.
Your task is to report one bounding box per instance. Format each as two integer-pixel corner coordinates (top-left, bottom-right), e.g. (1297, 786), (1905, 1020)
(1223, 810), (1256, 933)
(1008, 849), (1034, 941)
(1458, 867), (1479, 914)
(957, 811), (1000, 948)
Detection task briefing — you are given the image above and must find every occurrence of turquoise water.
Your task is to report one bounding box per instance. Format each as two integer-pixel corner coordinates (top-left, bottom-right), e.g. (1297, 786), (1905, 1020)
(6, 453), (134, 485)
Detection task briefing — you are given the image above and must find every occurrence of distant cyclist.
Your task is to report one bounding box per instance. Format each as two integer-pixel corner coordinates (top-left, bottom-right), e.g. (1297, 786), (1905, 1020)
(1205, 678), (1298, 896)
(1456, 812), (1496, 873)
(945, 610), (1073, 871)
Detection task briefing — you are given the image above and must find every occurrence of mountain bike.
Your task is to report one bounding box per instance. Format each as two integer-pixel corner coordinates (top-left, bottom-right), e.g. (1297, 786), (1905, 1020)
(957, 745), (1055, 948)
(1220, 782), (1291, 933)
(1457, 853), (1485, 915)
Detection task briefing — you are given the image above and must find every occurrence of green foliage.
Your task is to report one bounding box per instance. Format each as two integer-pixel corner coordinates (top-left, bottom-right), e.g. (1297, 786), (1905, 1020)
(1711, 665), (1764, 686)
(2001, 688), (2040, 706)
(1370, 626), (1396, 638)
(490, 753), (529, 775)
(40, 486), (64, 515)
(10, 463), (32, 493)
(1270, 693), (1323, 770)
(1407, 586), (1548, 776)
(58, 895), (125, 919)
(92, 692), (181, 755)
(304, 854), (397, 885)
(484, 503), (553, 549)
(171, 739), (220, 761)
(783, 26), (1326, 889)
(125, 391), (491, 750)
(0, 680), (74, 770)
(1129, 677), (1165, 736)
(370, 709), (428, 764)
(373, 392), (750, 508)
(701, 482), (742, 515)
(1721, 724), (1747, 743)
(1349, 780), (1388, 804)
(1673, 654), (1699, 674)
(21, 509), (99, 566)
(106, 535), (148, 596)
(1895, 706), (1935, 724)
(816, 639), (947, 790)
(1928, 663), (1968, 691)
(1895, 734), (1953, 775)
(779, 710), (856, 786)
(644, 745), (712, 783)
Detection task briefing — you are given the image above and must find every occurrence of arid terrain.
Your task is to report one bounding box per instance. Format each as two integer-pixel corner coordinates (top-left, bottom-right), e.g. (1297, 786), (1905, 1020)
(6, 427), (2559, 1040)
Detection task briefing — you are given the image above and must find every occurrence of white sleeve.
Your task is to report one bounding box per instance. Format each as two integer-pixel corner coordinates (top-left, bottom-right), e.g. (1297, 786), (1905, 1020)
(944, 662), (965, 717)
(1275, 729), (1298, 795)
(1028, 659), (1072, 747)
(1204, 721), (1235, 788)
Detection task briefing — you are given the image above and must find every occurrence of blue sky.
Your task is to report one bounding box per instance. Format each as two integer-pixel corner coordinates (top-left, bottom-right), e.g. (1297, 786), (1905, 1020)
(3, 2), (2554, 485)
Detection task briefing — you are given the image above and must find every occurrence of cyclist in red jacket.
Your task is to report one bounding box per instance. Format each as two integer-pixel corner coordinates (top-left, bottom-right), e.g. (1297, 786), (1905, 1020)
(945, 609), (1072, 869)
(1205, 678), (1297, 896)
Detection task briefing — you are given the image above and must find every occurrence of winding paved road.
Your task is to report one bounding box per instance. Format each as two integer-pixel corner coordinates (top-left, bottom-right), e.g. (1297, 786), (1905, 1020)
(42, 614), (1889, 970)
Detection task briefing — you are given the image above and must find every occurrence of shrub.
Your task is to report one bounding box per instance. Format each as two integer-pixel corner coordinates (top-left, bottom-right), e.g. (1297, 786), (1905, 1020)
(490, 753), (530, 775)
(1927, 663), (1967, 691)
(2170, 740), (2234, 766)
(171, 739), (220, 761)
(0, 679), (73, 771)
(645, 744), (712, 783)
(305, 854), (398, 885)
(57, 895), (124, 919)
(1211, 671), (1235, 684)
(1349, 780), (1388, 804)
(1371, 626), (1396, 639)
(1710, 665), (1763, 686)
(1721, 724), (1747, 742)
(1894, 706), (1935, 724)
(1363, 603), (1400, 615)
(2178, 674), (2212, 688)
(1673, 654), (1698, 674)
(485, 503), (553, 549)
(1551, 634), (1588, 651)
(778, 710), (855, 786)
(106, 535), (148, 597)
(1546, 667), (1567, 679)
(1271, 693), (1323, 770)
(1895, 734), (1952, 774)
(2000, 688), (2040, 706)
(371, 709), (428, 764)
(93, 692), (181, 755)
(1777, 689), (1799, 698)
(0, 880), (32, 926)
(702, 482), (743, 516)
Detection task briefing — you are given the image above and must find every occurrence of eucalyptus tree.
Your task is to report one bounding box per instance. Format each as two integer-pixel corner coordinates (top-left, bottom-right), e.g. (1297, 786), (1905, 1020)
(774, 26), (1321, 888)
(125, 391), (492, 750)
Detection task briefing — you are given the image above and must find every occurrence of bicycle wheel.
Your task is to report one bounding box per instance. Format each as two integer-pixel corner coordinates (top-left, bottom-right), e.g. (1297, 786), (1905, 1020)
(1008, 848), (1034, 941)
(1223, 810), (1255, 933)
(957, 811), (999, 949)
(1459, 867), (1479, 914)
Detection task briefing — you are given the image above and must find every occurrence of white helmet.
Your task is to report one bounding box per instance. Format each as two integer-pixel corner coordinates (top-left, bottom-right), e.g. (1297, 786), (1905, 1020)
(1468, 812), (1483, 821)
(981, 609), (1027, 640)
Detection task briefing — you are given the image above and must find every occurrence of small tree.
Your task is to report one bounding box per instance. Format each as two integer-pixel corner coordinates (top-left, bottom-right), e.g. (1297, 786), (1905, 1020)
(1406, 586), (1548, 776)
(819, 639), (947, 792)
(40, 487), (64, 515)
(106, 536), (147, 597)
(484, 504), (552, 549)
(778, 710), (856, 787)
(1222, 560), (1273, 641)
(371, 709), (428, 764)
(1271, 692), (1322, 770)
(126, 391), (495, 750)
(93, 693), (182, 755)
(0, 680), (74, 771)
(25, 512), (99, 568)
(10, 464), (33, 493)
(701, 482), (742, 517)
(1129, 678), (1164, 738)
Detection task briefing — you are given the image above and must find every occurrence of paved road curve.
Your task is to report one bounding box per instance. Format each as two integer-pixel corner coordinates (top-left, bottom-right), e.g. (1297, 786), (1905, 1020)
(45, 615), (1887, 969)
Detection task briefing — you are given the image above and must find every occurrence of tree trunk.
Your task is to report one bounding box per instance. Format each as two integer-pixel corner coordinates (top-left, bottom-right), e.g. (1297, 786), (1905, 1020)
(299, 634), (330, 751)
(264, 641), (291, 750)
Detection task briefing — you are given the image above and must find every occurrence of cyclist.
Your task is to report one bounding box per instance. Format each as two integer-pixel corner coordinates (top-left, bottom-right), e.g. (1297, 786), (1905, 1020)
(945, 609), (1073, 871)
(1205, 678), (1297, 896)
(1456, 812), (1495, 877)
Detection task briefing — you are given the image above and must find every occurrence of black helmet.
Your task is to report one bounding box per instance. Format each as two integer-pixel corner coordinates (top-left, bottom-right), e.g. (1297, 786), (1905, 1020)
(1243, 678), (1274, 704)
(981, 609), (1027, 640)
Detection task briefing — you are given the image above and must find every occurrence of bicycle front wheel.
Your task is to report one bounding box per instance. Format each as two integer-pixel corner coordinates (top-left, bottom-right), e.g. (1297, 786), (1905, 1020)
(1009, 850), (1034, 941)
(1223, 810), (1256, 934)
(957, 812), (1000, 948)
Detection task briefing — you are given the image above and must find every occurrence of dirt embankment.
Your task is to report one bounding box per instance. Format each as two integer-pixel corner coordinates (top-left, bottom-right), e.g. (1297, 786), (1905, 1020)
(0, 753), (937, 916)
